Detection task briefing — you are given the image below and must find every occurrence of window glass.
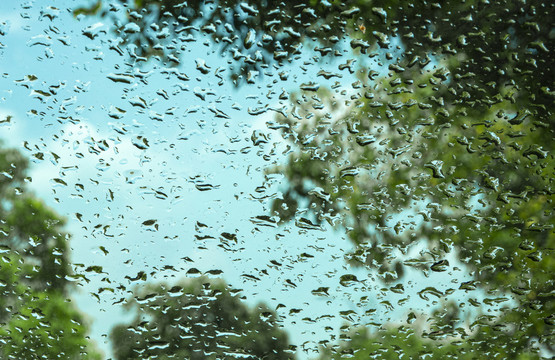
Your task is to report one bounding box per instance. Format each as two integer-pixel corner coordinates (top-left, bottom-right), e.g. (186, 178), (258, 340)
(0, 1), (553, 359)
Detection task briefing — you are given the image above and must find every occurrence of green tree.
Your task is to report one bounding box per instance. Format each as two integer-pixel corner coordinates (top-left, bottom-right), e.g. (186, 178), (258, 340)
(74, 0), (348, 81)
(75, 0), (552, 96)
(319, 300), (548, 359)
(269, 62), (553, 358)
(110, 276), (294, 359)
(266, 1), (554, 357)
(0, 142), (101, 359)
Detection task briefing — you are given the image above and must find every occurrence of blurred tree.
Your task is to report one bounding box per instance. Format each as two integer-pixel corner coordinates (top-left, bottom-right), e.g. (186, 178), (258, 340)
(269, 64), (553, 357)
(74, 0), (347, 82)
(319, 300), (548, 359)
(74, 0), (552, 97)
(266, 1), (554, 356)
(0, 142), (101, 359)
(110, 276), (294, 359)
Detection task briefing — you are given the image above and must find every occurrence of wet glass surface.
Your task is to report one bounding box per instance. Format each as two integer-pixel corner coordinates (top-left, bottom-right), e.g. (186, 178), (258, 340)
(0, 1), (553, 359)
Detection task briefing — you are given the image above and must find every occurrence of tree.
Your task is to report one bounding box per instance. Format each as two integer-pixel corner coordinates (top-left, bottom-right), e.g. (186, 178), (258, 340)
(319, 300), (548, 359)
(0, 141), (101, 359)
(73, 0), (352, 81)
(75, 0), (552, 95)
(110, 276), (294, 359)
(265, 1), (554, 357)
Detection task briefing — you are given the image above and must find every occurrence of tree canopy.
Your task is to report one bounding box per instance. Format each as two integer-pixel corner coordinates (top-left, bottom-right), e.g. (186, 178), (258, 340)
(110, 276), (294, 359)
(0, 142), (101, 359)
(264, 0), (554, 358)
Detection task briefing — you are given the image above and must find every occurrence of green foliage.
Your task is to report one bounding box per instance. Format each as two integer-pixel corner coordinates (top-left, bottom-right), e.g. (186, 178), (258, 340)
(0, 275), (101, 360)
(263, 0), (554, 358)
(110, 276), (294, 359)
(0, 145), (71, 291)
(0, 142), (101, 359)
(272, 66), (554, 357)
(82, 0), (553, 93)
(321, 325), (544, 360)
